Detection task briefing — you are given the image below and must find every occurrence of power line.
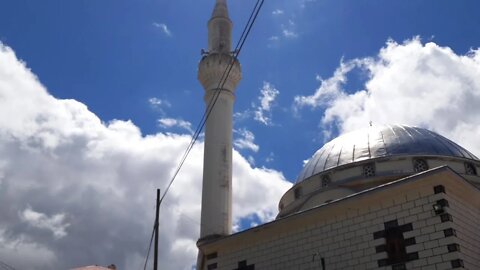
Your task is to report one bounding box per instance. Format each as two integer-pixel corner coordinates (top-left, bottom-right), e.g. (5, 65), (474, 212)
(141, 224), (155, 270)
(140, 1), (265, 268)
(160, 0), (265, 204)
(0, 261), (16, 270)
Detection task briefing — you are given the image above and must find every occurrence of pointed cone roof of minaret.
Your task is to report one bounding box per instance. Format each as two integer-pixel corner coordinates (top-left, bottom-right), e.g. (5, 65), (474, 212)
(211, 0), (229, 19)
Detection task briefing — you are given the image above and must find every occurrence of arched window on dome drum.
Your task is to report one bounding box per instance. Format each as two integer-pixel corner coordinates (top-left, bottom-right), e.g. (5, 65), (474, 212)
(294, 186), (302, 199)
(321, 175), (331, 188)
(413, 159), (429, 173)
(465, 162), (477, 175)
(363, 163), (376, 177)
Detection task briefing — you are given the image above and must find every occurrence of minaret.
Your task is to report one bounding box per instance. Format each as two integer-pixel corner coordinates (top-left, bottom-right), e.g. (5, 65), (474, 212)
(197, 0), (241, 241)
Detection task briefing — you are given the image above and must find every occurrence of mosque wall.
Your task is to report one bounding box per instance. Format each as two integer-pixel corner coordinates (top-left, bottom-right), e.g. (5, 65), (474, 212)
(442, 187), (480, 269)
(199, 171), (479, 270)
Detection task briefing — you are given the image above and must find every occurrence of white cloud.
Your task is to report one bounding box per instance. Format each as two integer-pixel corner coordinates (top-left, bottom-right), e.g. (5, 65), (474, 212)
(148, 97), (171, 116)
(269, 36), (280, 41)
(247, 155), (255, 165)
(20, 207), (70, 239)
(272, 9), (284, 15)
(0, 43), (292, 270)
(282, 29), (298, 38)
(158, 117), (193, 134)
(254, 82), (280, 125)
(149, 97), (171, 109)
(0, 228), (57, 270)
(294, 37), (480, 156)
(294, 59), (364, 109)
(281, 20), (298, 39)
(300, 0), (317, 8)
(265, 152), (275, 163)
(152, 22), (172, 37)
(234, 128), (259, 152)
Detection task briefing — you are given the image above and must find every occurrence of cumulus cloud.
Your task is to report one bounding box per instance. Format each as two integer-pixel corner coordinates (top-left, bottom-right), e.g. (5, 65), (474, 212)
(294, 60), (366, 109)
(272, 9), (284, 15)
(158, 117), (193, 134)
(234, 82), (280, 126)
(254, 82), (280, 125)
(0, 43), (291, 270)
(234, 128), (259, 152)
(20, 207), (70, 239)
(152, 22), (172, 36)
(294, 37), (480, 155)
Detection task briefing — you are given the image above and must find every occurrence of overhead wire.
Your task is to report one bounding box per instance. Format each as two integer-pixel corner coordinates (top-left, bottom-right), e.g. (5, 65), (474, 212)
(141, 1), (265, 268)
(160, 0), (265, 203)
(141, 225), (155, 270)
(0, 261), (16, 270)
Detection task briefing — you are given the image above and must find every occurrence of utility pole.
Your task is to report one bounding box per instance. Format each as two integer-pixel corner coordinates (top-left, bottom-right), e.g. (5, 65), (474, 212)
(154, 189), (160, 270)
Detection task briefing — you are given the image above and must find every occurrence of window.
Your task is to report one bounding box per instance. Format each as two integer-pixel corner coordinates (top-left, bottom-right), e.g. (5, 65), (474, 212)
(465, 162), (477, 175)
(294, 186), (302, 199)
(413, 159), (428, 173)
(321, 175), (331, 188)
(363, 163), (376, 177)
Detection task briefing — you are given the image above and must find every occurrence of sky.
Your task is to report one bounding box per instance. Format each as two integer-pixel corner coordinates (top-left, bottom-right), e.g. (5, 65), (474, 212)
(1, 0), (480, 269)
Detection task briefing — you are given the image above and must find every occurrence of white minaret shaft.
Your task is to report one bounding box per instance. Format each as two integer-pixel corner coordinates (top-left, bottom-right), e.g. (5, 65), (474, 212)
(198, 0), (241, 241)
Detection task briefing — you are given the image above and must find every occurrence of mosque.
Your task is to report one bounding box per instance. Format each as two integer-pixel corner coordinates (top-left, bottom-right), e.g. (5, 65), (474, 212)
(196, 1), (480, 269)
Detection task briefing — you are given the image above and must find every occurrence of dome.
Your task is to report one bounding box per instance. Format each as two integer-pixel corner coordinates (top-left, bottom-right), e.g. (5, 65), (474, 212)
(296, 124), (479, 183)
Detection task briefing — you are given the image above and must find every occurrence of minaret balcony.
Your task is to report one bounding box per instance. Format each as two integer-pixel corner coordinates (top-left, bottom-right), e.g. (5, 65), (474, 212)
(198, 52), (242, 93)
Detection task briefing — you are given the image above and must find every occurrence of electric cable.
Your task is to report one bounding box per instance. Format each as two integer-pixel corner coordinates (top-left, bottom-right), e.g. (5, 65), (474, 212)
(141, 221), (156, 270)
(160, 0), (264, 203)
(0, 261), (16, 270)
(139, 1), (265, 268)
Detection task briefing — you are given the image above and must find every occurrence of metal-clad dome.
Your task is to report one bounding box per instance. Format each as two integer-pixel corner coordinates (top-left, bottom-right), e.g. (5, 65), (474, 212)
(296, 124), (479, 183)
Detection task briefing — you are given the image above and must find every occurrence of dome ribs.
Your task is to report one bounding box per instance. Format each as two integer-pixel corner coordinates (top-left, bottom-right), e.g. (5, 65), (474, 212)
(296, 124), (479, 183)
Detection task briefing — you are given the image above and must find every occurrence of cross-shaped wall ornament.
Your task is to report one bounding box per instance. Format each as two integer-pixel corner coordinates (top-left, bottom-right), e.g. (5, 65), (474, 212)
(234, 260), (255, 270)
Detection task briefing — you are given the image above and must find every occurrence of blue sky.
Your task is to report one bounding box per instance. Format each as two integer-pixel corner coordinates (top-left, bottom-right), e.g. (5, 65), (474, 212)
(1, 0), (480, 180)
(1, 0), (480, 269)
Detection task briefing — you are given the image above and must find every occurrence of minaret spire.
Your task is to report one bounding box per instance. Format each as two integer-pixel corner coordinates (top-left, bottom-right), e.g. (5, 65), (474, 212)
(212, 0), (229, 18)
(197, 0), (241, 246)
(208, 0), (232, 54)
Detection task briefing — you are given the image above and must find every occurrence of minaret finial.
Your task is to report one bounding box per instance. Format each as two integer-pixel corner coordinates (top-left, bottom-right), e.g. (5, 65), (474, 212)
(212, 0), (229, 18)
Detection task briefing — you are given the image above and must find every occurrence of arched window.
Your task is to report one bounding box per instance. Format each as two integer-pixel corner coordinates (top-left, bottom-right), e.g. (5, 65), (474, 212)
(413, 159), (429, 173)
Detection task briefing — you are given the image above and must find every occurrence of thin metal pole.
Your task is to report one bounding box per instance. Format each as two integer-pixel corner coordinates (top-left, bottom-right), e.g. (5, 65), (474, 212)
(154, 189), (160, 270)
